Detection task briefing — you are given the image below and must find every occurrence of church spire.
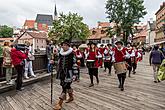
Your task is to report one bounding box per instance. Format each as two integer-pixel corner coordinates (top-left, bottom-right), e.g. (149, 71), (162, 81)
(54, 3), (58, 20)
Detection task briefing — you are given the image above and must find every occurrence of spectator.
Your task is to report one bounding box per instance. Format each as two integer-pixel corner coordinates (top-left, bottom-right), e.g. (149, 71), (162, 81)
(46, 41), (53, 73)
(149, 45), (164, 83)
(2, 41), (13, 85)
(11, 45), (28, 91)
(24, 42), (36, 79)
(0, 44), (2, 57)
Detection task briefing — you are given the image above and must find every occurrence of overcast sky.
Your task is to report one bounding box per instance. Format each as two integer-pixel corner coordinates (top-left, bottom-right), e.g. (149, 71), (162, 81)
(0, 0), (164, 28)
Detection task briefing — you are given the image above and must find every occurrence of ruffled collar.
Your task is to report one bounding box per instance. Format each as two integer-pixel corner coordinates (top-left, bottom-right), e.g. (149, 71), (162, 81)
(60, 47), (73, 56)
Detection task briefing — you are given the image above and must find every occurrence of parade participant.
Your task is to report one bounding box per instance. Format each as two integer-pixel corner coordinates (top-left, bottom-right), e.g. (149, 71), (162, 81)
(132, 46), (142, 74)
(75, 48), (83, 81)
(149, 45), (164, 83)
(113, 41), (130, 91)
(103, 44), (113, 75)
(86, 42), (100, 87)
(54, 40), (78, 110)
(126, 43), (135, 77)
(84, 43), (90, 59)
(99, 44), (104, 68)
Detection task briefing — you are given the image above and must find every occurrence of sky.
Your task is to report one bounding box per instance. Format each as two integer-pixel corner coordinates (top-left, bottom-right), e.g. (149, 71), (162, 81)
(0, 0), (164, 28)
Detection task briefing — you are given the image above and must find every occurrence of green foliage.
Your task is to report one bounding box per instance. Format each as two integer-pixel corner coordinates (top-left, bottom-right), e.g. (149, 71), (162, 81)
(49, 12), (90, 43)
(106, 0), (147, 44)
(0, 25), (13, 38)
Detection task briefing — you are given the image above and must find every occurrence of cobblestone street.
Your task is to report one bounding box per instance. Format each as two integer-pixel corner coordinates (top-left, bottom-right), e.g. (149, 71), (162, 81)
(0, 53), (165, 110)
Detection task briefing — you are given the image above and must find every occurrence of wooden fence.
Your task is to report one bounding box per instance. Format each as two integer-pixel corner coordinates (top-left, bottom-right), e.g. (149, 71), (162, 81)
(0, 54), (47, 81)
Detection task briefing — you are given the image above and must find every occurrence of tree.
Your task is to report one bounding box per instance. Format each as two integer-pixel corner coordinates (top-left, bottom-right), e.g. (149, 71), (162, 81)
(49, 12), (90, 44)
(106, 0), (147, 44)
(0, 25), (13, 38)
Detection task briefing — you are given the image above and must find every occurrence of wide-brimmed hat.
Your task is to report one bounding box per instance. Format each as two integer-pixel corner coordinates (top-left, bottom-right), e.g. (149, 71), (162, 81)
(115, 41), (124, 45)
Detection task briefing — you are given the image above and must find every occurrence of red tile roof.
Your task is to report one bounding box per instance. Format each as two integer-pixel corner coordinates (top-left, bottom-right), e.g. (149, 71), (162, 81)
(88, 28), (107, 40)
(98, 22), (110, 28)
(24, 20), (35, 29)
(133, 25), (147, 39)
(37, 23), (48, 32)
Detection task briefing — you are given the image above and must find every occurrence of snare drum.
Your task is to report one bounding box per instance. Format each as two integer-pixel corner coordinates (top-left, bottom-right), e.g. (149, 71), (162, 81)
(114, 62), (127, 74)
(86, 60), (95, 68)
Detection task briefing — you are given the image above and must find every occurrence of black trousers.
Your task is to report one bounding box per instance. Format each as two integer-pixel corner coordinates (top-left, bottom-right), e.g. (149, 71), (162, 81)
(88, 68), (99, 84)
(117, 73), (126, 88)
(132, 63), (137, 72)
(104, 62), (113, 74)
(60, 80), (72, 94)
(15, 65), (24, 90)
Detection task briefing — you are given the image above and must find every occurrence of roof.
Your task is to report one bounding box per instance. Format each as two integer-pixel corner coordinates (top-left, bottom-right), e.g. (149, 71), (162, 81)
(0, 38), (14, 41)
(98, 22), (110, 28)
(35, 14), (53, 26)
(155, 2), (165, 15)
(88, 28), (107, 40)
(134, 25), (147, 39)
(24, 20), (35, 29)
(27, 31), (48, 39)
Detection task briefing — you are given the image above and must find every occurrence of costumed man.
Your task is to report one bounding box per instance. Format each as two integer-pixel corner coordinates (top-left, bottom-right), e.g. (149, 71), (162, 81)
(132, 46), (142, 74)
(126, 43), (135, 77)
(113, 41), (130, 91)
(86, 42), (101, 87)
(54, 40), (78, 110)
(84, 43), (90, 60)
(103, 44), (114, 75)
(99, 44), (104, 68)
(75, 47), (83, 81)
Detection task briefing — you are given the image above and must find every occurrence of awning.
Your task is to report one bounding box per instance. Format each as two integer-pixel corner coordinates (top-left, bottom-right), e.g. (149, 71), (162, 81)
(79, 44), (88, 48)
(151, 40), (165, 46)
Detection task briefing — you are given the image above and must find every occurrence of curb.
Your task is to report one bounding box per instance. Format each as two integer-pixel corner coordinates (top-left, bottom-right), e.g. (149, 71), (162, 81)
(0, 72), (56, 94)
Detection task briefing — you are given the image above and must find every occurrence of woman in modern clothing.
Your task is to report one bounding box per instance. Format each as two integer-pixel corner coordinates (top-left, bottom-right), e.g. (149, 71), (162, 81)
(113, 41), (130, 91)
(86, 42), (100, 87)
(24, 43), (36, 79)
(10, 45), (28, 91)
(54, 40), (78, 110)
(3, 41), (12, 85)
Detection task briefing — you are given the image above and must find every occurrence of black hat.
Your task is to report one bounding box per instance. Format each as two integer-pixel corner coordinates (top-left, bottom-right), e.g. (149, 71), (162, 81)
(61, 39), (70, 46)
(107, 44), (112, 46)
(90, 42), (97, 46)
(115, 41), (124, 45)
(100, 44), (104, 47)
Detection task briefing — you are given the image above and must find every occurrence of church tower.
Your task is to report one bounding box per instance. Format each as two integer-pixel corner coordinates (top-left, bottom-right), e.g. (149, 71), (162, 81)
(54, 3), (58, 20)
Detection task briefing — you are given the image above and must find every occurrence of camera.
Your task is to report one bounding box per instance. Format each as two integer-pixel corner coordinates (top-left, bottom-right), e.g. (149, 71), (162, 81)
(15, 44), (28, 51)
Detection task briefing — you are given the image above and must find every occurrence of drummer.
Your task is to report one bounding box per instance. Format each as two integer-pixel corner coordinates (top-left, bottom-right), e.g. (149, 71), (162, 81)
(86, 42), (100, 87)
(113, 41), (130, 91)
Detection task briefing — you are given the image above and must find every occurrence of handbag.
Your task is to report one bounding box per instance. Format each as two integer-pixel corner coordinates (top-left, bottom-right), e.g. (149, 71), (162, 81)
(3, 57), (12, 66)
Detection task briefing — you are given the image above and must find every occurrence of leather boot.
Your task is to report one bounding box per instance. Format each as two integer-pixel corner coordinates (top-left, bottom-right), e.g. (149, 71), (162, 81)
(54, 99), (63, 110)
(66, 89), (74, 103)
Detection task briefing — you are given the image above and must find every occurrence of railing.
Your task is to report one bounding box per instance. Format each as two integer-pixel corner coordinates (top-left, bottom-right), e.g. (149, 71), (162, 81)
(0, 54), (47, 81)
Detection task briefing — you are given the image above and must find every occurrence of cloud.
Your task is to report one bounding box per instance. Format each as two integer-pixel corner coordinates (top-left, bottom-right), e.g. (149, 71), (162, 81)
(0, 0), (164, 28)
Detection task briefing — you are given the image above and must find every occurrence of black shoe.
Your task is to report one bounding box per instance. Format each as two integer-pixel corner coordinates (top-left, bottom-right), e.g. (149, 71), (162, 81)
(154, 81), (157, 83)
(89, 84), (94, 87)
(118, 85), (121, 88)
(121, 87), (124, 91)
(16, 87), (24, 91)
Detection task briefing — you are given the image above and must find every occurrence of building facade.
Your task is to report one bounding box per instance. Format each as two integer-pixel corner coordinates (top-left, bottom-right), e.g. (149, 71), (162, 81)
(17, 31), (48, 52)
(155, 2), (165, 43)
(146, 21), (156, 45)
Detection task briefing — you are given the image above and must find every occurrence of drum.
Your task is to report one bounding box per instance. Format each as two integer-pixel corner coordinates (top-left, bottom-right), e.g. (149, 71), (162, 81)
(114, 62), (127, 74)
(86, 60), (95, 68)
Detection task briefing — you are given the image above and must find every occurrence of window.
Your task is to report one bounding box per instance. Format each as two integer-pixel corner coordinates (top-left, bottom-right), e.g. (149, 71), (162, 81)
(101, 30), (105, 34)
(102, 40), (105, 43)
(42, 40), (44, 43)
(37, 39), (38, 43)
(92, 31), (96, 35)
(41, 46), (43, 48)
(106, 40), (110, 44)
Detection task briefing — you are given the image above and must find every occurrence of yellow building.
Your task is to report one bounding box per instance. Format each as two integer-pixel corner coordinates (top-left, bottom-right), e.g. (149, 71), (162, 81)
(155, 2), (165, 43)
